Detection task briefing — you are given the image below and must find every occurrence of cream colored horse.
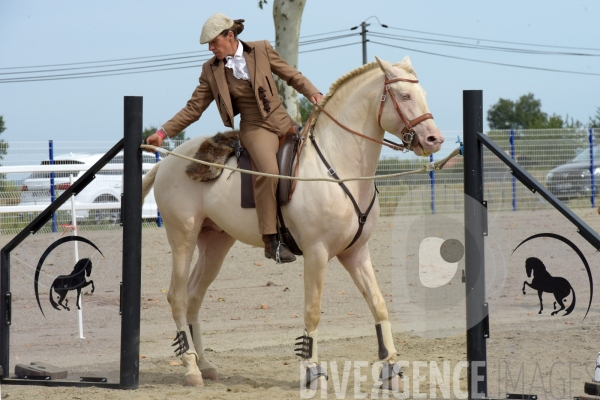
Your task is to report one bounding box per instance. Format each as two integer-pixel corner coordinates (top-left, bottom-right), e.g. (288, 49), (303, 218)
(142, 56), (444, 387)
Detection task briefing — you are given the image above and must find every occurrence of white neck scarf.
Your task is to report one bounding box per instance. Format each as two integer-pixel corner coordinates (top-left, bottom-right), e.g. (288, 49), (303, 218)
(225, 41), (250, 81)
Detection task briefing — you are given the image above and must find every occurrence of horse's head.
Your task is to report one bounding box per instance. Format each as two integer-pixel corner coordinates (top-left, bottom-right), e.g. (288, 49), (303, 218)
(375, 56), (444, 157)
(525, 257), (544, 278)
(84, 259), (93, 277)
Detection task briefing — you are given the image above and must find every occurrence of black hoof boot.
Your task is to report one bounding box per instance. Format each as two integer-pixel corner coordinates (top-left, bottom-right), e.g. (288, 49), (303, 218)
(263, 234), (296, 264)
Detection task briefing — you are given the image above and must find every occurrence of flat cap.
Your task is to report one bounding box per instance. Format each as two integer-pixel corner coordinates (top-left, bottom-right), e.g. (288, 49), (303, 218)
(200, 13), (234, 44)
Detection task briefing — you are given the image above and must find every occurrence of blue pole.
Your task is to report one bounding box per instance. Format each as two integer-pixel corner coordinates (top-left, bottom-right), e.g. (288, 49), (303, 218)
(429, 153), (435, 214)
(155, 151), (163, 227)
(590, 128), (595, 208)
(49, 140), (57, 233)
(510, 129), (516, 211)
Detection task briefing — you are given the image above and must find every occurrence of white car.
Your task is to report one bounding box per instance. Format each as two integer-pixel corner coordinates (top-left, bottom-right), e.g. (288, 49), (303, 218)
(19, 152), (160, 223)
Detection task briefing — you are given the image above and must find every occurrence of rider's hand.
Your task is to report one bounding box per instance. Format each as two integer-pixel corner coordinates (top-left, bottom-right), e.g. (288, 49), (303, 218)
(311, 92), (323, 105)
(146, 128), (167, 150)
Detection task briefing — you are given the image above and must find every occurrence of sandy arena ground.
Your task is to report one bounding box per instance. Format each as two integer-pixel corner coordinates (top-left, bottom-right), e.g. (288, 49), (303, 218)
(2, 208), (600, 399)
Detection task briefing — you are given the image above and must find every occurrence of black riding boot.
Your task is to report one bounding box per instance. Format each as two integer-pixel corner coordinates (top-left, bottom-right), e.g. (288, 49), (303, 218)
(262, 234), (296, 264)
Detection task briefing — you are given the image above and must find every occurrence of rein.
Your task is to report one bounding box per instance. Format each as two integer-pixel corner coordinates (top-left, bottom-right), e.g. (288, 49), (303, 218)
(313, 104), (405, 152)
(311, 75), (434, 153)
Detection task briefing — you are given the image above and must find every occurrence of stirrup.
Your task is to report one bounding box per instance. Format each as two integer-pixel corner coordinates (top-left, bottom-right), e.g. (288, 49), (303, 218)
(265, 241), (295, 264)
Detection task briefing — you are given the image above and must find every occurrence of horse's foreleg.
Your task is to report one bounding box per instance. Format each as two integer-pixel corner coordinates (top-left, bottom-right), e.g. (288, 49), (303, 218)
(300, 248), (329, 390)
(186, 227), (235, 381)
(166, 223), (204, 387)
(338, 245), (396, 360)
(76, 288), (82, 310)
(537, 290), (544, 314)
(337, 244), (400, 389)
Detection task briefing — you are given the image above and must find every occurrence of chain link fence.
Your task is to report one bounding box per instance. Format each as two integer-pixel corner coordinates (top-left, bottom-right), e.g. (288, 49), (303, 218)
(377, 128), (597, 216)
(0, 130), (597, 235)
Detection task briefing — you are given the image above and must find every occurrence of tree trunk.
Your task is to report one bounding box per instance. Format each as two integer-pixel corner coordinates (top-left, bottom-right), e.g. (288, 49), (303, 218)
(273, 0), (306, 123)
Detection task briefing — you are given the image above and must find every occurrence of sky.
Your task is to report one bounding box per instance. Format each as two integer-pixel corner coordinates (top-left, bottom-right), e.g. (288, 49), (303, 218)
(1, 0), (599, 159)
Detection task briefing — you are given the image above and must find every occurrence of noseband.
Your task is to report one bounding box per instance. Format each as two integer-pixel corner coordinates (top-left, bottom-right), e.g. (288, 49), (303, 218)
(377, 77), (434, 151)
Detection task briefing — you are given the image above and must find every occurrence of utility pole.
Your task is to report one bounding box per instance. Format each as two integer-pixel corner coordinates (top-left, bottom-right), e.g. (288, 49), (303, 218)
(361, 21), (370, 65)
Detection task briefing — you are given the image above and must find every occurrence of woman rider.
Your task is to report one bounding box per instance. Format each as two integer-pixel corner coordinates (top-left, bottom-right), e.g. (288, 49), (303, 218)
(146, 13), (323, 263)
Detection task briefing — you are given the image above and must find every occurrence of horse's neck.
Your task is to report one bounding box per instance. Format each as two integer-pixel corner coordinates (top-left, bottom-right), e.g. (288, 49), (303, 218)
(309, 74), (383, 194)
(533, 267), (550, 279)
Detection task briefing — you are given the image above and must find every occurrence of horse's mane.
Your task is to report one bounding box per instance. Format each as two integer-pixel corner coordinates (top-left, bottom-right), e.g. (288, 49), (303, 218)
(526, 257), (545, 271)
(308, 60), (417, 130)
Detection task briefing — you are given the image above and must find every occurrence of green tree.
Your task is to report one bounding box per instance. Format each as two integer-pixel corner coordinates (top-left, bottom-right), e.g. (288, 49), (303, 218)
(0, 116), (9, 191)
(142, 126), (188, 151)
(589, 107), (600, 128)
(298, 96), (314, 124)
(487, 93), (571, 129)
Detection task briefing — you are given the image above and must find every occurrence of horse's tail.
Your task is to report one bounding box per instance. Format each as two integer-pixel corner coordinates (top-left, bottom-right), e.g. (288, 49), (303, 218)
(565, 284), (576, 315)
(49, 286), (60, 310)
(142, 163), (160, 206)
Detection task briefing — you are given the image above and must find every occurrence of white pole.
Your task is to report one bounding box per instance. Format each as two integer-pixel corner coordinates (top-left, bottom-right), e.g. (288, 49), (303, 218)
(70, 174), (85, 339)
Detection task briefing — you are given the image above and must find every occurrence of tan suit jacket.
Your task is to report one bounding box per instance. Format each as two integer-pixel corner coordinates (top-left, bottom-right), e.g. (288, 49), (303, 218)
(162, 40), (320, 136)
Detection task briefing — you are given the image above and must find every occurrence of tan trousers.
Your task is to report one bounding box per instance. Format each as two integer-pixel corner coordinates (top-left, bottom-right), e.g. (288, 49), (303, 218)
(240, 127), (280, 235)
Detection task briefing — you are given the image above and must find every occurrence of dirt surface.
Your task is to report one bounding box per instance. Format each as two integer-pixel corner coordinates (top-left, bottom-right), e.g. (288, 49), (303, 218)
(2, 208), (600, 399)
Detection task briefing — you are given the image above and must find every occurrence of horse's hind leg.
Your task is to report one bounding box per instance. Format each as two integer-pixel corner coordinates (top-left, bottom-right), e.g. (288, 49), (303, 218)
(551, 294), (566, 316)
(186, 223), (236, 381)
(337, 244), (400, 386)
(57, 291), (70, 311)
(165, 220), (204, 387)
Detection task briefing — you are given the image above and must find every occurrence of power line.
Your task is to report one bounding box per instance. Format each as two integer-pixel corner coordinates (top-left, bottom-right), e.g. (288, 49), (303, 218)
(1, 33), (359, 76)
(0, 28), (357, 72)
(298, 42), (361, 54)
(0, 41), (362, 83)
(385, 24), (600, 52)
(0, 59), (210, 82)
(370, 40), (600, 77)
(369, 31), (600, 57)
(0, 54), (210, 76)
(0, 50), (212, 71)
(0, 63), (210, 83)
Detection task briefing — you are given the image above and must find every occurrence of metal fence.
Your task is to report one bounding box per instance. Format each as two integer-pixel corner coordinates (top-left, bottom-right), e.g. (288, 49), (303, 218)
(376, 128), (597, 216)
(0, 130), (597, 235)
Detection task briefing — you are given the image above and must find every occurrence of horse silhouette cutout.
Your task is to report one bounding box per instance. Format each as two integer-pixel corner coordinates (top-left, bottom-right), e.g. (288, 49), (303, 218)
(49, 258), (95, 311)
(522, 257), (575, 316)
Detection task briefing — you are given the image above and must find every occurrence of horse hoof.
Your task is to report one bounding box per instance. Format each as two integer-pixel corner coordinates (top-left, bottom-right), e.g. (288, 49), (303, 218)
(200, 368), (219, 381)
(381, 376), (403, 391)
(183, 372), (204, 387)
(305, 376), (327, 391)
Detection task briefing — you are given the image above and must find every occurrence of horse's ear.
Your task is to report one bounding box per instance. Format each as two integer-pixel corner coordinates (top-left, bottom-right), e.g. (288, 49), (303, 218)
(401, 55), (412, 66)
(375, 55), (396, 79)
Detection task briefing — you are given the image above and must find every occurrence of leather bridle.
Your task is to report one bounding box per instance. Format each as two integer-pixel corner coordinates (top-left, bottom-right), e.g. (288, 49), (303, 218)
(377, 76), (434, 152)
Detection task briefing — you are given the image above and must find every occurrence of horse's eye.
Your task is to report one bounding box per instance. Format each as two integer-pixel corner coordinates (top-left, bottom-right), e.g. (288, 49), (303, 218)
(402, 94), (410, 100)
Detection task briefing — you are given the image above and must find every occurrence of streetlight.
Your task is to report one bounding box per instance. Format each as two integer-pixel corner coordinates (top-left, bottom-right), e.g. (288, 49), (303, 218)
(351, 16), (388, 65)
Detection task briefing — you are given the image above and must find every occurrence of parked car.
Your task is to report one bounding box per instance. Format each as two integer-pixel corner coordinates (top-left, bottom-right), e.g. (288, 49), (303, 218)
(546, 145), (600, 200)
(19, 152), (160, 223)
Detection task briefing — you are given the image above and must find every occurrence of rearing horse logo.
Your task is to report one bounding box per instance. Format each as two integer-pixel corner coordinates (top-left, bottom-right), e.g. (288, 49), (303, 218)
(34, 236), (103, 317)
(49, 258), (95, 312)
(522, 257), (575, 316)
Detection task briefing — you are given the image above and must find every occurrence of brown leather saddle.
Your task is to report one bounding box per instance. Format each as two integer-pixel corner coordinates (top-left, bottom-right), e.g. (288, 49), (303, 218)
(234, 125), (303, 255)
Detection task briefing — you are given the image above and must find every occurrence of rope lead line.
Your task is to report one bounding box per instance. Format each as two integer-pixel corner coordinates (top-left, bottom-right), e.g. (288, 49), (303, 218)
(140, 144), (461, 183)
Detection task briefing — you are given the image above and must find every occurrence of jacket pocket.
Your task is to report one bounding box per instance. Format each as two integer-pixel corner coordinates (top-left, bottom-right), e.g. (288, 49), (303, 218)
(265, 76), (274, 96)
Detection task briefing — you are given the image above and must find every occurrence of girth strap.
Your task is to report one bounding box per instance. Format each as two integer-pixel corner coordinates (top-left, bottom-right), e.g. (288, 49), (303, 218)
(309, 134), (377, 250)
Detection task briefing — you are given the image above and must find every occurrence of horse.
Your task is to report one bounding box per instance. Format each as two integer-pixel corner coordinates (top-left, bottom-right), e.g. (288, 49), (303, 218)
(522, 257), (575, 316)
(142, 56), (444, 387)
(49, 257), (95, 311)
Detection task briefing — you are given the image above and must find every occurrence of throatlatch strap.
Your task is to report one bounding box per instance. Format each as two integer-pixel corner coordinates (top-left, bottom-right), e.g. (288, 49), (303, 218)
(310, 134), (377, 250)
